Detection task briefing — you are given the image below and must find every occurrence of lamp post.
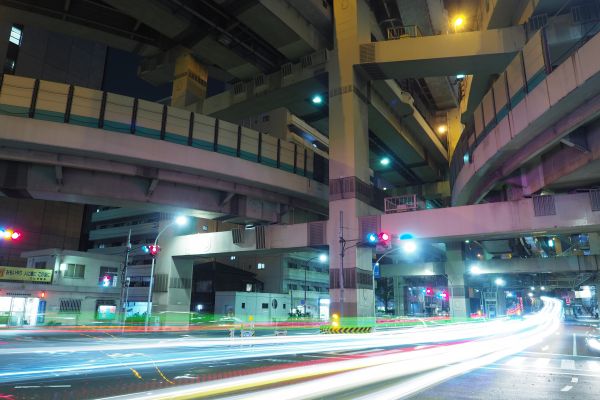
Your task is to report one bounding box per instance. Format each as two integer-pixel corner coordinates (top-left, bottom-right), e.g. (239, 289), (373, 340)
(372, 239), (417, 319)
(303, 254), (328, 317)
(144, 215), (188, 330)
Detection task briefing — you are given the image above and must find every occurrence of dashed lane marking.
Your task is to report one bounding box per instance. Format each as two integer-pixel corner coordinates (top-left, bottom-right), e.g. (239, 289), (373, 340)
(560, 359), (575, 370)
(560, 385), (573, 392)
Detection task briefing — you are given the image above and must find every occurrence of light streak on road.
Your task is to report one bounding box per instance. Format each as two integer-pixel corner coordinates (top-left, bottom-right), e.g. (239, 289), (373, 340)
(95, 297), (562, 400)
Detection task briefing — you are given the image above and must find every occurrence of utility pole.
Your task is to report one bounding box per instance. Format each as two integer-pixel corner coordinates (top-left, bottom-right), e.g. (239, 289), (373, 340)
(120, 229), (131, 330)
(339, 210), (345, 319)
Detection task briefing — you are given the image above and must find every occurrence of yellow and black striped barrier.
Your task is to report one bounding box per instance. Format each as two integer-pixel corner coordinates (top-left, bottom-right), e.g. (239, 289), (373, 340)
(320, 326), (373, 334)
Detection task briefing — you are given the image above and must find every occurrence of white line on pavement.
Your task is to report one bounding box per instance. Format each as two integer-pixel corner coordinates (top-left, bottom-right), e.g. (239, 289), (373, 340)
(573, 334), (577, 356)
(560, 385), (573, 392)
(560, 359), (575, 370)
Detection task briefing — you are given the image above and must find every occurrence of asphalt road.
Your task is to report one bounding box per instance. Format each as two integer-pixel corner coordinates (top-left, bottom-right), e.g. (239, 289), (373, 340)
(0, 309), (595, 400)
(409, 321), (600, 400)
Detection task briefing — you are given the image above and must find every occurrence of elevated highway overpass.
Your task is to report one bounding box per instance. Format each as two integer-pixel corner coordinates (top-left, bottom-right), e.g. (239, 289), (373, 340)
(0, 75), (328, 221)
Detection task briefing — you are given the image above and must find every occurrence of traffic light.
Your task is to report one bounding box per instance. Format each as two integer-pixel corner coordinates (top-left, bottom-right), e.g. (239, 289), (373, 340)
(148, 244), (160, 256)
(39, 291), (46, 299)
(440, 290), (449, 300)
(0, 228), (22, 241)
(331, 313), (340, 328)
(425, 287), (434, 296)
(365, 232), (391, 248)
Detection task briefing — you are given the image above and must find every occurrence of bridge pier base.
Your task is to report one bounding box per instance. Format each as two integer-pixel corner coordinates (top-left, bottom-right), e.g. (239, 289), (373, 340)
(393, 276), (406, 317)
(153, 232), (194, 327)
(445, 242), (470, 320)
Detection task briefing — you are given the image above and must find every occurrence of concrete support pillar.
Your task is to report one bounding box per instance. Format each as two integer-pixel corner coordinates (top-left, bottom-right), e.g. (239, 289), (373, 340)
(152, 230), (195, 326)
(171, 52), (208, 111)
(393, 277), (406, 316)
(327, 0), (376, 326)
(445, 242), (470, 320)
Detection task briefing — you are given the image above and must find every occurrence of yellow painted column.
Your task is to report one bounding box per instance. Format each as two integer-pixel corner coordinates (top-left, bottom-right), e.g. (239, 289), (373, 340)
(171, 53), (208, 111)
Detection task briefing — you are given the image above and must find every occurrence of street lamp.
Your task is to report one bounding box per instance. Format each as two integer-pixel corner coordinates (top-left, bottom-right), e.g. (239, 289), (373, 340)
(144, 215), (188, 330)
(372, 241), (417, 318)
(303, 254), (328, 317)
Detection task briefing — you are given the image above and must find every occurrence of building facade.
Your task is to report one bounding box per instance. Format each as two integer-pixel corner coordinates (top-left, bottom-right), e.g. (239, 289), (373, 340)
(0, 249), (121, 326)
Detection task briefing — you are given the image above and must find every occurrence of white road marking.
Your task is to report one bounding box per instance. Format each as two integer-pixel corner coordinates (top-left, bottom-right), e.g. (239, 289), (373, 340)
(482, 365), (600, 378)
(174, 375), (196, 380)
(571, 377), (579, 383)
(573, 333), (577, 356)
(541, 345), (549, 351)
(505, 357), (526, 367)
(534, 358), (551, 368)
(587, 361), (600, 371)
(560, 359), (575, 370)
(560, 385), (573, 392)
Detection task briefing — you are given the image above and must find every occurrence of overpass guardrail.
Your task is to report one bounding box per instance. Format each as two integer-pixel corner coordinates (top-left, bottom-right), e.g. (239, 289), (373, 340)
(0, 74), (328, 184)
(450, 21), (600, 192)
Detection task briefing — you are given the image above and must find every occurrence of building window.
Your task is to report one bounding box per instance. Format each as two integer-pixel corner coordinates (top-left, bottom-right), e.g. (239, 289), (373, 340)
(59, 298), (82, 313)
(99, 267), (118, 287)
(283, 303), (286, 309)
(64, 264), (85, 279)
(34, 261), (47, 269)
(241, 302), (246, 309)
(9, 25), (22, 46)
(257, 263), (265, 270)
(246, 283), (253, 292)
(128, 276), (150, 287)
(261, 303), (268, 309)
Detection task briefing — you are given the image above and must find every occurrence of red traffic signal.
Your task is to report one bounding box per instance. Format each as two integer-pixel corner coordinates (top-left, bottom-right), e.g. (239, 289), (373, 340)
(148, 244), (160, 256)
(1, 228), (22, 241)
(365, 232), (391, 248)
(425, 287), (434, 296)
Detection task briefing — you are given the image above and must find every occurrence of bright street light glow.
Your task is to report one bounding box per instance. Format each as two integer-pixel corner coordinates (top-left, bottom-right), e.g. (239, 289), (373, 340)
(540, 286), (546, 291)
(530, 286), (535, 291)
(311, 94), (323, 104)
(318, 254), (328, 262)
(402, 240), (417, 254)
(528, 292), (534, 297)
(380, 157), (390, 166)
(548, 238), (554, 247)
(495, 278), (505, 286)
(175, 216), (188, 226)
(456, 74), (466, 79)
(437, 125), (447, 134)
(470, 265), (482, 274)
(453, 16), (464, 28)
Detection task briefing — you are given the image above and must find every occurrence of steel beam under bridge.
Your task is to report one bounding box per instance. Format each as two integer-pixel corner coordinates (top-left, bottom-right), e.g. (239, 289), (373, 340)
(379, 192), (600, 242)
(380, 256), (600, 278)
(358, 26), (525, 80)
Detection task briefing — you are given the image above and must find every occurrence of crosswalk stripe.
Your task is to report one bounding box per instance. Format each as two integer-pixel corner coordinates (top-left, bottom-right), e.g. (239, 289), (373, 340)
(587, 361), (600, 371)
(560, 359), (575, 370)
(534, 358), (551, 367)
(505, 357), (526, 367)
